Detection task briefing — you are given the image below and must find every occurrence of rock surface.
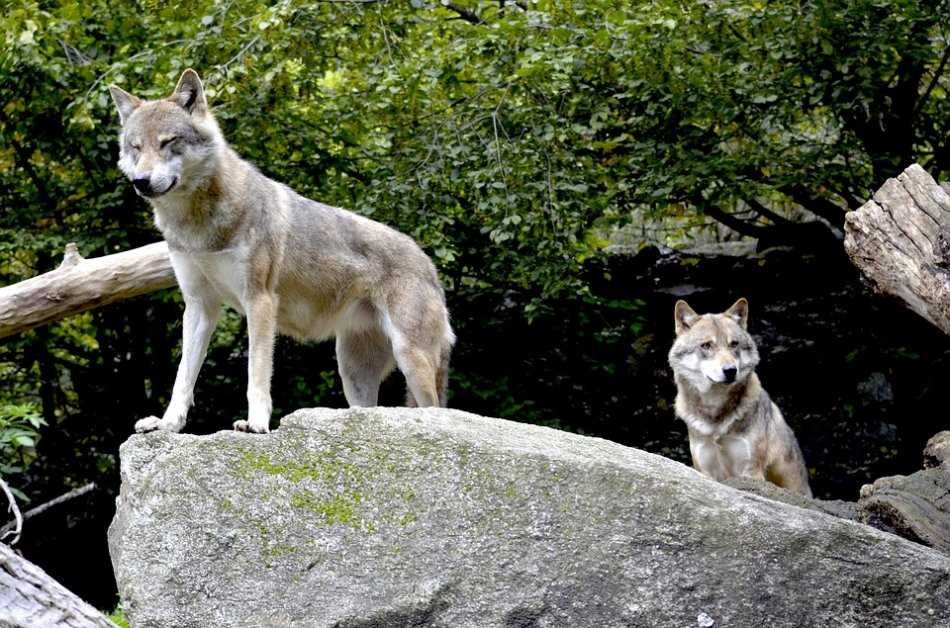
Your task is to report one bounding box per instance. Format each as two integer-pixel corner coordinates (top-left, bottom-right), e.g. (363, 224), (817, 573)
(110, 407), (950, 628)
(722, 477), (858, 520)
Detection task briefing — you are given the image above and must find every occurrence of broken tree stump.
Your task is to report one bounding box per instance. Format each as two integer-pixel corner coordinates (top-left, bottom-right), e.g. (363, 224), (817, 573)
(843, 163), (950, 335)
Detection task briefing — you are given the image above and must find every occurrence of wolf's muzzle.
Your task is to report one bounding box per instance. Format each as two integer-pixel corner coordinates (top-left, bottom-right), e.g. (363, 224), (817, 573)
(133, 176), (177, 198)
(132, 176), (152, 194)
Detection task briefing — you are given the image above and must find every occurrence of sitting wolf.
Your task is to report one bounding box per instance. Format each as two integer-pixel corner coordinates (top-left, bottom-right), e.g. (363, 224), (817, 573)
(109, 69), (454, 434)
(667, 298), (812, 496)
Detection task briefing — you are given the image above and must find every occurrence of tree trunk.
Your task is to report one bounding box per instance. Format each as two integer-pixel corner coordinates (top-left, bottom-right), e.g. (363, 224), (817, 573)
(0, 242), (176, 340)
(843, 163), (950, 334)
(0, 542), (116, 627)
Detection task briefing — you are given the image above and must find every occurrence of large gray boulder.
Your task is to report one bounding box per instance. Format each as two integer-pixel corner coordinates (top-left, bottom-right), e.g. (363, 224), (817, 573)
(110, 408), (950, 628)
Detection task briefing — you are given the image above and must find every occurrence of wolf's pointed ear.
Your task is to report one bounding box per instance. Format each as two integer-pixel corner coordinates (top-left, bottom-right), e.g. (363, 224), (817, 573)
(674, 300), (699, 335)
(108, 85), (140, 125)
(172, 69), (207, 115)
(725, 297), (749, 330)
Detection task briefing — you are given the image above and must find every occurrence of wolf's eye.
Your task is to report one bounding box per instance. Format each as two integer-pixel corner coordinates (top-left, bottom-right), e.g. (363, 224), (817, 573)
(129, 143), (141, 152)
(700, 341), (714, 351)
(729, 340), (740, 349)
(159, 136), (178, 149)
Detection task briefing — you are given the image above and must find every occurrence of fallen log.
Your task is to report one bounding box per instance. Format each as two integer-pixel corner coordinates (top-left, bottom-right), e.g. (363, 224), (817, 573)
(0, 241), (176, 340)
(843, 163), (950, 334)
(0, 542), (117, 627)
(858, 469), (950, 557)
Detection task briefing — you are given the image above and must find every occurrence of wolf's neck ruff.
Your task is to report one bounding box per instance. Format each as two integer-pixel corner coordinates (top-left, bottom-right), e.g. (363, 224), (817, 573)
(674, 372), (763, 436)
(151, 147), (266, 253)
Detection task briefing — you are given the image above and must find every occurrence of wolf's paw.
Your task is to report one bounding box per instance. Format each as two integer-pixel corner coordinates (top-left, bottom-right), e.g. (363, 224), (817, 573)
(134, 415), (184, 433)
(233, 419), (270, 434)
(134, 416), (163, 432)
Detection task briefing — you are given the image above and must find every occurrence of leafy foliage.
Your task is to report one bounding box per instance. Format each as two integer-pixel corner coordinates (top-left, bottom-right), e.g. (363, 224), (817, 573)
(3, 0), (947, 301)
(106, 605), (129, 628)
(0, 403), (45, 498)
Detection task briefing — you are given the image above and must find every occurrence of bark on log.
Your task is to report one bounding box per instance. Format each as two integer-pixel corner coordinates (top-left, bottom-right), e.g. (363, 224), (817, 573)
(0, 242), (176, 340)
(858, 469), (950, 557)
(0, 542), (116, 627)
(843, 164), (950, 335)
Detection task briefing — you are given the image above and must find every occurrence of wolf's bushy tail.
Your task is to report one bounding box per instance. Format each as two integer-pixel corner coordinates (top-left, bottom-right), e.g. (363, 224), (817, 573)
(404, 329), (454, 408)
(435, 339), (452, 407)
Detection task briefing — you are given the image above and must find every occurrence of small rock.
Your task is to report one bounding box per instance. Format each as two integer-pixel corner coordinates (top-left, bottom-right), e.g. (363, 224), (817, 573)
(924, 431), (950, 470)
(857, 372), (894, 403)
(697, 611), (715, 627)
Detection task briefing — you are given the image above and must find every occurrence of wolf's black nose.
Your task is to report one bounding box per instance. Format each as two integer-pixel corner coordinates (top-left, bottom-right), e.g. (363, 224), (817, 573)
(132, 176), (152, 193)
(722, 366), (738, 383)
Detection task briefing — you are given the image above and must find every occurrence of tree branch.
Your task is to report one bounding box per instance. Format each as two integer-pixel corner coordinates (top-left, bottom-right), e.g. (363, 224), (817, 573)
(701, 205), (769, 238)
(0, 241), (176, 339)
(0, 477), (22, 546)
(915, 44), (950, 117)
(440, 0), (485, 25)
(844, 163), (950, 335)
(744, 197), (793, 225)
(779, 184), (847, 229)
(0, 542), (117, 626)
(0, 484), (95, 538)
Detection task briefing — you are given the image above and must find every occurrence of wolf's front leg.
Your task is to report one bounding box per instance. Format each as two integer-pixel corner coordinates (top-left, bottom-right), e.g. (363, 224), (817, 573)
(234, 293), (276, 434)
(136, 296), (220, 433)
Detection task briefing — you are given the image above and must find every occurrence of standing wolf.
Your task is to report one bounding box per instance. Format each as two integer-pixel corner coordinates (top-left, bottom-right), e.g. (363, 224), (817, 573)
(109, 69), (454, 434)
(667, 298), (811, 496)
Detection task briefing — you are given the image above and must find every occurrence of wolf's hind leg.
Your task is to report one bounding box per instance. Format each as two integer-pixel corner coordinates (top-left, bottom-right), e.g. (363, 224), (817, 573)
(767, 454), (812, 498)
(765, 438), (812, 497)
(766, 415), (813, 497)
(336, 328), (395, 407)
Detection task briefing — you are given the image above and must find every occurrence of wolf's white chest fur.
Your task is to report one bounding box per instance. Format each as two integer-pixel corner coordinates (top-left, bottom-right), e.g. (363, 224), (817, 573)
(680, 403), (756, 479)
(689, 432), (755, 480)
(170, 248), (249, 314)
